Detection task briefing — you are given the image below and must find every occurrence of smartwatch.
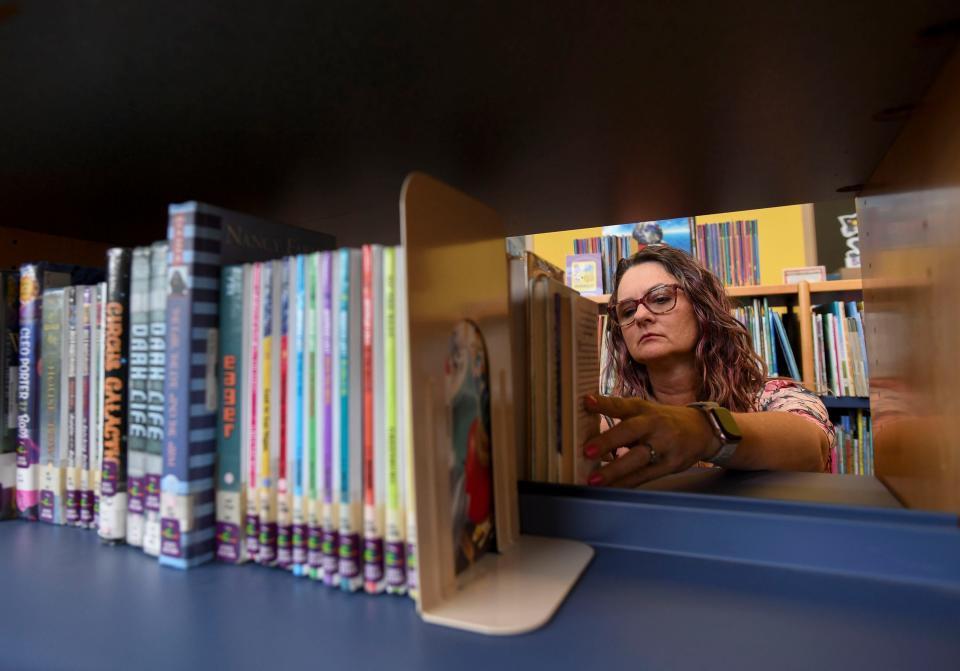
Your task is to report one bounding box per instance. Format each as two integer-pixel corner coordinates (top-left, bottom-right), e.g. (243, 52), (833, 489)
(687, 402), (742, 466)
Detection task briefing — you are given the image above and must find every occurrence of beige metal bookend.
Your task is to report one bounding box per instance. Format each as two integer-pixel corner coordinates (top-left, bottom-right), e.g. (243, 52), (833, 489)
(401, 172), (593, 635)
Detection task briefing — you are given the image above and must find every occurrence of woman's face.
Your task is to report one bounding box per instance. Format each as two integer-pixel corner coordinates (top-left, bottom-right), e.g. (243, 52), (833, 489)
(616, 262), (699, 366)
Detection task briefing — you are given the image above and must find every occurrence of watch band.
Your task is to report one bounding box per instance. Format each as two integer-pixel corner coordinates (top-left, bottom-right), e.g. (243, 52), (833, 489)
(687, 402), (742, 466)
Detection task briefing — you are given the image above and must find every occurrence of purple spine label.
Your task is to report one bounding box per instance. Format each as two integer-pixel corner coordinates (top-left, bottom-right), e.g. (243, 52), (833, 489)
(406, 541), (418, 591)
(258, 522), (278, 564)
(322, 528), (339, 584)
(216, 522), (241, 563)
(80, 491), (94, 526)
(39, 490), (54, 523)
(363, 537), (384, 583)
(277, 524), (292, 568)
(160, 518), (182, 558)
(127, 477), (144, 514)
(245, 514), (259, 560)
(93, 494), (99, 527)
(385, 541), (407, 588)
(66, 490), (79, 523)
(144, 474), (161, 512)
(338, 532), (361, 579)
(292, 523), (307, 565)
(307, 524), (322, 568)
(101, 461), (118, 497)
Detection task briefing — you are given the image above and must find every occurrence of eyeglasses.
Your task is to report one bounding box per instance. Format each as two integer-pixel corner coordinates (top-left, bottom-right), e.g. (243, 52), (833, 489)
(609, 283), (682, 327)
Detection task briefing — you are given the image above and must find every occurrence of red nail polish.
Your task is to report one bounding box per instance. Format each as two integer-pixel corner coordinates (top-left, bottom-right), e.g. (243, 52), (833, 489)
(588, 473), (603, 486)
(584, 443), (599, 459)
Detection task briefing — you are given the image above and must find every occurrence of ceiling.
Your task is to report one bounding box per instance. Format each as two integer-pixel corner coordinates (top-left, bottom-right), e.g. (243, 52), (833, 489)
(1, 1), (957, 247)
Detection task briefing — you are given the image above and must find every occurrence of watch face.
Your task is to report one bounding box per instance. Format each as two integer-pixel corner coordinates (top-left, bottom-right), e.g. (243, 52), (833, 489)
(713, 406), (743, 441)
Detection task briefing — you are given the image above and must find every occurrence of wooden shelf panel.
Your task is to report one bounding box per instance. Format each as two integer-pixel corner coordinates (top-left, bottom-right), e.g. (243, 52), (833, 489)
(585, 279), (862, 306)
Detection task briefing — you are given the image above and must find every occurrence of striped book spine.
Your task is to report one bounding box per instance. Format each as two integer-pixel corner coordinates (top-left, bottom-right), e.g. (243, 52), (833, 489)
(245, 263), (262, 561)
(143, 242), (168, 554)
(291, 254), (307, 576)
(159, 205), (219, 567)
(321, 252), (339, 585)
(305, 254), (322, 579)
(126, 247), (151, 546)
(16, 264), (46, 520)
(77, 287), (93, 527)
(38, 288), (65, 524)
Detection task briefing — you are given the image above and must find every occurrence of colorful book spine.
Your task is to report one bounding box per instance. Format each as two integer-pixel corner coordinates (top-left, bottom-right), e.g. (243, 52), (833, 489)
(291, 254), (307, 576)
(38, 288), (66, 524)
(77, 287), (93, 527)
(93, 282), (106, 528)
(256, 261), (277, 566)
(126, 247), (151, 546)
(0, 272), (18, 520)
(305, 254), (322, 579)
(338, 248), (363, 592)
(16, 264), (46, 519)
(245, 263), (262, 561)
(363, 244), (386, 594)
(383, 247), (407, 594)
(143, 242), (167, 554)
(397, 249), (418, 598)
(321, 252), (339, 586)
(100, 249), (132, 543)
(159, 206), (218, 567)
(65, 287), (80, 526)
(277, 258), (293, 570)
(216, 265), (246, 563)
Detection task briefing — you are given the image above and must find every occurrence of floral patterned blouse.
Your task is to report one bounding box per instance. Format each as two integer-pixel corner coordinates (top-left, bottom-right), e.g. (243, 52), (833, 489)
(754, 378), (834, 472)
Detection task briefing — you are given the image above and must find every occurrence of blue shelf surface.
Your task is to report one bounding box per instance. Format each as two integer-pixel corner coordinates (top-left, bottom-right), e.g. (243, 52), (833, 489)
(5, 483), (960, 671)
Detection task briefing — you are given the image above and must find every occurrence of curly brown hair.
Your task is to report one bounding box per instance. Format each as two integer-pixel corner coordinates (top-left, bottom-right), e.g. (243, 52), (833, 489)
(605, 245), (766, 412)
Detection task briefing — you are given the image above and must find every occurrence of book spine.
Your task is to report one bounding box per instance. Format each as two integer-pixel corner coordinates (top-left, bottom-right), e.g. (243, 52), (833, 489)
(305, 254), (322, 579)
(397, 249), (418, 598)
(364, 245), (386, 593)
(159, 206), (220, 567)
(383, 247), (407, 594)
(256, 261), (277, 566)
(339, 248), (363, 592)
(126, 247), (151, 545)
(277, 258), (293, 570)
(16, 264), (45, 519)
(65, 287), (79, 526)
(143, 242), (167, 554)
(77, 287), (93, 527)
(93, 282), (106, 528)
(100, 249), (132, 542)
(292, 255), (307, 576)
(215, 265), (245, 563)
(39, 289), (65, 524)
(321, 252), (339, 586)
(0, 272), (18, 520)
(245, 263), (262, 561)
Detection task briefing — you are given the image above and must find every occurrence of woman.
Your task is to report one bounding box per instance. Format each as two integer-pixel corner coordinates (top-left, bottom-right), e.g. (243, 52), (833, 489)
(583, 245), (834, 488)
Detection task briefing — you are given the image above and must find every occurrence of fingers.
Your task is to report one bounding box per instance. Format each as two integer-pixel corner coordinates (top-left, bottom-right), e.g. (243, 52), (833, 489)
(583, 414), (655, 461)
(606, 458), (679, 489)
(583, 394), (654, 419)
(589, 444), (655, 485)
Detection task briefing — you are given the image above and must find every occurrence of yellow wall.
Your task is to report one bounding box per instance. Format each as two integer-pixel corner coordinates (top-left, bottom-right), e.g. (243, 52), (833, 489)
(531, 227), (602, 270)
(694, 205), (807, 286)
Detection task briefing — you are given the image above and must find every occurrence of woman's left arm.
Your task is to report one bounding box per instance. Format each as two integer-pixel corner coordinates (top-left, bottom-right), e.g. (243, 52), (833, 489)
(583, 396), (828, 488)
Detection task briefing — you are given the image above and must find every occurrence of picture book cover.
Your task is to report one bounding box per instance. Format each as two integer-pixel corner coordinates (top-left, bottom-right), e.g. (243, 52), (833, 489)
(445, 320), (494, 575)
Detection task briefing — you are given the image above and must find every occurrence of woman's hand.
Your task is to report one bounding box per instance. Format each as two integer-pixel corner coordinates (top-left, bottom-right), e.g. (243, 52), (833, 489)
(582, 395), (720, 488)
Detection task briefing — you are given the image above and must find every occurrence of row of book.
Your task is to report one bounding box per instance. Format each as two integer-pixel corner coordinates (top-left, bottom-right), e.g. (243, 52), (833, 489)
(831, 410), (872, 475)
(812, 301), (869, 397)
(214, 247), (415, 594)
(571, 235), (640, 294)
(693, 220), (761, 287)
(731, 299), (801, 381)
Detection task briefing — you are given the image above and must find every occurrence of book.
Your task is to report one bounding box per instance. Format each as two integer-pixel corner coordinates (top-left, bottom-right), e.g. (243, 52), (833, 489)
(770, 311), (801, 381)
(291, 254), (307, 576)
(0, 272), (18, 520)
(568, 293), (601, 485)
(338, 248), (363, 592)
(126, 246), (151, 546)
(93, 282), (106, 528)
(100, 249), (132, 543)
(304, 253), (320, 579)
(245, 263), (262, 562)
(77, 286), (94, 527)
(143, 241), (168, 554)
(38, 288), (67, 524)
(320, 251), (339, 585)
(277, 257), (293, 570)
(256, 259), (278, 566)
(65, 287), (79, 526)
(363, 244), (386, 594)
(215, 264), (245, 563)
(383, 246), (407, 595)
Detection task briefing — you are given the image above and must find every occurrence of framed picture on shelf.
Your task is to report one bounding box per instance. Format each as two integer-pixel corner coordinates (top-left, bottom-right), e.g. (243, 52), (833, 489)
(565, 253), (603, 295)
(783, 265), (827, 284)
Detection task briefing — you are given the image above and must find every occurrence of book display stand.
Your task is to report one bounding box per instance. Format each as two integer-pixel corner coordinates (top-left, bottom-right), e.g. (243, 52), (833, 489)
(402, 173), (593, 634)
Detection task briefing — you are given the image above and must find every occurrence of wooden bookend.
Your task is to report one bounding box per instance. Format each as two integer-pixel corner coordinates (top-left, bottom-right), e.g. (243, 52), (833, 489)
(400, 172), (593, 635)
